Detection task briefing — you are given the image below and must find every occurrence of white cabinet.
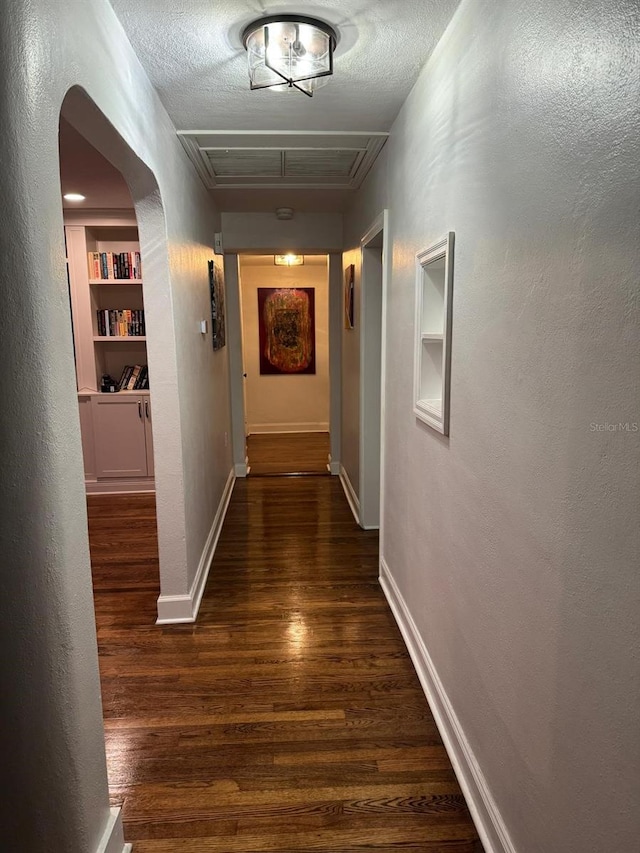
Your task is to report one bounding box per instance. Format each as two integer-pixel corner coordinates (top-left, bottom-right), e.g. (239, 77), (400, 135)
(92, 394), (152, 478)
(76, 392), (154, 489)
(414, 232), (454, 435)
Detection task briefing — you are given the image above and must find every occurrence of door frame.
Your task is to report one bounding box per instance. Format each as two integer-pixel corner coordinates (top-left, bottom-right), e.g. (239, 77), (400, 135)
(358, 210), (390, 535)
(226, 251), (342, 476)
(224, 254), (249, 476)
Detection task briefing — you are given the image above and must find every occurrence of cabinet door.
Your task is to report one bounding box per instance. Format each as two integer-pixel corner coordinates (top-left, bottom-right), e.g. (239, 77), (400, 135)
(92, 396), (148, 478)
(143, 397), (154, 478)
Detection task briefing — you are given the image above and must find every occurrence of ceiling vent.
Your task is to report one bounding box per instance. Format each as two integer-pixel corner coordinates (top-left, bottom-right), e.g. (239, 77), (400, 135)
(178, 131), (389, 191)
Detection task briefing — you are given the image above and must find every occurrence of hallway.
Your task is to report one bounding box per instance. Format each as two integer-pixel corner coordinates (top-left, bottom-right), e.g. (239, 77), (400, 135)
(90, 479), (483, 851)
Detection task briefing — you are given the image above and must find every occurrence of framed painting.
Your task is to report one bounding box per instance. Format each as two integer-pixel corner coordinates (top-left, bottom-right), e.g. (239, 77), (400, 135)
(258, 287), (316, 375)
(344, 263), (355, 329)
(208, 259), (226, 350)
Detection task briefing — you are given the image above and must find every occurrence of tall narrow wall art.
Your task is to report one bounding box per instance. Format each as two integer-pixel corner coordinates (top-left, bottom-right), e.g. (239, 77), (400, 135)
(208, 259), (226, 350)
(344, 263), (355, 329)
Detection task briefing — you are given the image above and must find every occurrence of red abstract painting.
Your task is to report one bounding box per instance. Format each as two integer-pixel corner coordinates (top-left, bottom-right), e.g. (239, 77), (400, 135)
(258, 288), (316, 375)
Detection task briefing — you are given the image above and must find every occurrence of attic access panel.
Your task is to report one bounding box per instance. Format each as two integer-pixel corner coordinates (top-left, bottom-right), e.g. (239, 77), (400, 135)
(179, 131), (389, 189)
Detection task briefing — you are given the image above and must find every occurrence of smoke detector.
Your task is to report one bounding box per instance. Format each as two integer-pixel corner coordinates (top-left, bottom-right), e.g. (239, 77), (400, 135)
(276, 207), (294, 220)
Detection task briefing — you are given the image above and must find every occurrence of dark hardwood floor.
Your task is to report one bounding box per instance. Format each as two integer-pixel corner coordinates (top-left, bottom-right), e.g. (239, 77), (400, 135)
(88, 478), (483, 852)
(247, 432), (330, 476)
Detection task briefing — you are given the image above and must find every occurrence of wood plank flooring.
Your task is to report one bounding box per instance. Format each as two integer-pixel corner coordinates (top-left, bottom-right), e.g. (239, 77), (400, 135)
(247, 432), (330, 476)
(88, 478), (483, 851)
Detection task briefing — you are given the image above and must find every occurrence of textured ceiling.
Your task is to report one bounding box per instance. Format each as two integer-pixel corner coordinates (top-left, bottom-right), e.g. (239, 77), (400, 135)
(108, 0), (461, 133)
(104, 0), (460, 201)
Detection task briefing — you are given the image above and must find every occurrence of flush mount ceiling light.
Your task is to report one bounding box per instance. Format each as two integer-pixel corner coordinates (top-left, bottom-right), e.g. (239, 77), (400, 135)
(242, 15), (337, 98)
(63, 193), (86, 202)
(275, 254), (304, 266)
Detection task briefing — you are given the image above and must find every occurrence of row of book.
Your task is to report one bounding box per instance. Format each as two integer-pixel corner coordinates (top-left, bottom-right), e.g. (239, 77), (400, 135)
(88, 251), (142, 280)
(117, 364), (149, 391)
(96, 309), (146, 337)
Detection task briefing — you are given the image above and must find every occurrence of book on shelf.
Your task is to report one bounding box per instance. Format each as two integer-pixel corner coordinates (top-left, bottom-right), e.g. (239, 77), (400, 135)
(117, 365), (133, 391)
(96, 308), (145, 336)
(116, 364), (149, 392)
(88, 251), (142, 280)
(126, 364), (141, 391)
(137, 365), (149, 390)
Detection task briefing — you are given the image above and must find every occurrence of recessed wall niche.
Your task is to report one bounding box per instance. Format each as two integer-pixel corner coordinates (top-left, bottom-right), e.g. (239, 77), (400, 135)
(413, 232), (454, 434)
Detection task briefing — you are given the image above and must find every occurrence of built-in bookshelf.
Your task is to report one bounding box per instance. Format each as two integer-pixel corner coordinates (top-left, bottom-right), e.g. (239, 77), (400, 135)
(65, 214), (154, 493)
(66, 222), (149, 393)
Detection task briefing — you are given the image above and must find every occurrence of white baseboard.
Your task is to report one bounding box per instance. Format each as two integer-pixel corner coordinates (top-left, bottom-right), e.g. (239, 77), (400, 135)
(379, 558), (516, 853)
(234, 458), (248, 477)
(339, 464), (360, 525)
(86, 477), (155, 495)
(156, 469), (235, 625)
(328, 455), (341, 476)
(95, 807), (130, 853)
(248, 423), (329, 434)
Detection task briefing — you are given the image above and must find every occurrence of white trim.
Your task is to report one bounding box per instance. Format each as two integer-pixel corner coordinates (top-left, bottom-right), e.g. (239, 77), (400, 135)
(361, 211), (386, 248)
(413, 232), (455, 435)
(235, 459), (248, 477)
(339, 464), (360, 524)
(328, 456), (341, 476)
(177, 133), (216, 188)
(379, 558), (517, 853)
(178, 130), (390, 137)
(85, 478), (155, 495)
(379, 210), (390, 555)
(156, 469), (235, 624)
(358, 210), (389, 533)
(328, 253), (342, 485)
(95, 807), (130, 853)
(247, 423), (329, 434)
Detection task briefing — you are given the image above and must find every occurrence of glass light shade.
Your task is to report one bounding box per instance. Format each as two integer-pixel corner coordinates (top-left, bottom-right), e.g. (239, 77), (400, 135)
(243, 16), (336, 97)
(274, 254), (304, 266)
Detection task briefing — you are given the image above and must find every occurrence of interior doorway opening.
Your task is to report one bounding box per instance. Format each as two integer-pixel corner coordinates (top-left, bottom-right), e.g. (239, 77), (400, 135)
(58, 109), (161, 623)
(237, 253), (331, 476)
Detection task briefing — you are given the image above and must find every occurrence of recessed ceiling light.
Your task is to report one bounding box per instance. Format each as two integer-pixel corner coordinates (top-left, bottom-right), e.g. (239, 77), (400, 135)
(63, 193), (86, 202)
